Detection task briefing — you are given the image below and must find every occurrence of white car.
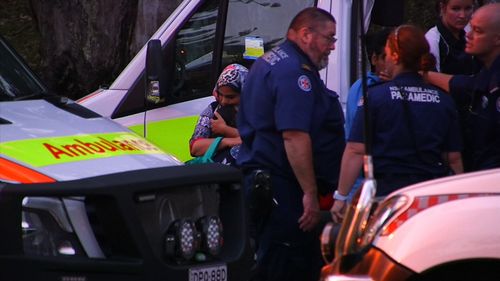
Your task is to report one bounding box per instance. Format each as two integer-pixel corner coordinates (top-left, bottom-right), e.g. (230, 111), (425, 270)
(320, 169), (500, 280)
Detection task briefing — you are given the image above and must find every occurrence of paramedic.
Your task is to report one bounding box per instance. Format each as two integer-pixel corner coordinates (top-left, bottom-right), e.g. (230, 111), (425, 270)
(237, 7), (345, 281)
(331, 25), (463, 223)
(424, 3), (500, 171)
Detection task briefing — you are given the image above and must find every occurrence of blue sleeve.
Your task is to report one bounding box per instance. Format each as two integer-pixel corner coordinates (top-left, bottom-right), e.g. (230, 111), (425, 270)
(346, 79), (362, 138)
(274, 68), (315, 132)
(348, 104), (365, 142)
(449, 74), (475, 98)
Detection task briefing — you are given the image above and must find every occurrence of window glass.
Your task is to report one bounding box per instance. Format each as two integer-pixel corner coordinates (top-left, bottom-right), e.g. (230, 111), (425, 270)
(222, 0), (315, 69)
(171, 0), (219, 100)
(113, 0), (316, 119)
(0, 39), (46, 101)
(113, 0), (219, 118)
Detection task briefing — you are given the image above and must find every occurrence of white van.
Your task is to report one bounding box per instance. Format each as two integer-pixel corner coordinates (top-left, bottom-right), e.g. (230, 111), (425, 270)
(78, 0), (372, 161)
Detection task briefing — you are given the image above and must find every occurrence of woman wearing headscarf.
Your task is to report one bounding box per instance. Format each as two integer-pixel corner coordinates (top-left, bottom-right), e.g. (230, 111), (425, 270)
(189, 63), (248, 165)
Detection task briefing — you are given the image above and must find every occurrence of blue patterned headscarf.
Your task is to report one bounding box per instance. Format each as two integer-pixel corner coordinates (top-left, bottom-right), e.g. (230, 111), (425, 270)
(214, 63), (249, 93)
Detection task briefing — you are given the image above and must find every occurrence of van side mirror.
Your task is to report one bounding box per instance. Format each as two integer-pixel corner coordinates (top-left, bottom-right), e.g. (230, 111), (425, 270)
(145, 39), (165, 104)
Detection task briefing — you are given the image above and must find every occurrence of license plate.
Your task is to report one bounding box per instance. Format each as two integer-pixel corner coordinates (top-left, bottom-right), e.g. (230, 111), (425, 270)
(188, 264), (227, 281)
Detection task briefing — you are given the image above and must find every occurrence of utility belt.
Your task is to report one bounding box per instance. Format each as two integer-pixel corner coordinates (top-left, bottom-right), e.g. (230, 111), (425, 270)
(245, 169), (274, 224)
(244, 168), (335, 210)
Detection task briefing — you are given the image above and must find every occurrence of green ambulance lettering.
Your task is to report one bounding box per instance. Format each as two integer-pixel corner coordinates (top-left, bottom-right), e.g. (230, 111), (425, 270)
(0, 132), (163, 167)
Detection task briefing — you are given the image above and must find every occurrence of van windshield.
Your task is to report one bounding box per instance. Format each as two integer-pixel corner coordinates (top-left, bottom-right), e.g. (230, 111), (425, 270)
(0, 37), (47, 101)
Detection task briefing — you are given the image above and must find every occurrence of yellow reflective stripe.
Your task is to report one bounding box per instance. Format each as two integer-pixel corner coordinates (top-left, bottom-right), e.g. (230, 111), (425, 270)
(0, 132), (164, 167)
(129, 116), (198, 162)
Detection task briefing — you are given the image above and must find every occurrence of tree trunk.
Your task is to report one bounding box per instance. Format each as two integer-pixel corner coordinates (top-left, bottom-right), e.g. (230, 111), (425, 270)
(130, 0), (183, 56)
(29, 0), (181, 100)
(30, 0), (138, 99)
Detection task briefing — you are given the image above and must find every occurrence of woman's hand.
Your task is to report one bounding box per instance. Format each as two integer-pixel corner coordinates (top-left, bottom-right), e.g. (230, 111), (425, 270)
(330, 199), (346, 223)
(211, 112), (228, 135)
(211, 112), (240, 137)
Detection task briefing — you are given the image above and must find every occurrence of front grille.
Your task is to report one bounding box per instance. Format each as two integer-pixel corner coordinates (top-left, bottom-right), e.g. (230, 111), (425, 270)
(83, 181), (245, 265)
(3, 164), (253, 280)
(85, 196), (140, 259)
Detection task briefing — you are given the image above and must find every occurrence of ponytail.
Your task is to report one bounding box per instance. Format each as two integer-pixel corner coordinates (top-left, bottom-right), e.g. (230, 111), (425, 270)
(388, 25), (433, 72)
(419, 52), (437, 72)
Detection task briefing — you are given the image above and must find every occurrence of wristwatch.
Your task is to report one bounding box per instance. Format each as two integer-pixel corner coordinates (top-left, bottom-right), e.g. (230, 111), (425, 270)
(333, 190), (348, 201)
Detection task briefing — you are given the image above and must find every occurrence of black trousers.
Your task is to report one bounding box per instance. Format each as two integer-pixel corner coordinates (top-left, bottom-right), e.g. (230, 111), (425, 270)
(243, 172), (323, 281)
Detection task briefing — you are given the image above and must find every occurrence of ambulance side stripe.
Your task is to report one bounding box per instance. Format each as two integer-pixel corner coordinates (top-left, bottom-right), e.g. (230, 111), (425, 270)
(0, 132), (164, 167)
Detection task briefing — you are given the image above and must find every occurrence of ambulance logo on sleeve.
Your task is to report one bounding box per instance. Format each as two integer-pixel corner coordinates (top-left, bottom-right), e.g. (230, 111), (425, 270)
(298, 75), (312, 92)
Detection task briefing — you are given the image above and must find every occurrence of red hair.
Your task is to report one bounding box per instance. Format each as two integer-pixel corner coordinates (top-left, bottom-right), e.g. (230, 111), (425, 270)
(387, 25), (436, 72)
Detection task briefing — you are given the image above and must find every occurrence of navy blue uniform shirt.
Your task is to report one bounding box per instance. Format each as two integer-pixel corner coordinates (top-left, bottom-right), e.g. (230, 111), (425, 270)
(237, 40), (345, 190)
(450, 56), (500, 170)
(350, 72), (462, 176)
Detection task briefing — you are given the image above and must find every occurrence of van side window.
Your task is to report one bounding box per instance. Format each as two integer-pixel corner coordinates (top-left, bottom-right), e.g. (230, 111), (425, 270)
(221, 0), (315, 70)
(112, 0), (219, 118)
(168, 0), (219, 101)
(112, 0), (315, 119)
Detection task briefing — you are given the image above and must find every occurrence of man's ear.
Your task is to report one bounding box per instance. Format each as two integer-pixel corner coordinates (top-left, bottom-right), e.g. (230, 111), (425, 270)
(298, 26), (313, 44)
(494, 32), (500, 47)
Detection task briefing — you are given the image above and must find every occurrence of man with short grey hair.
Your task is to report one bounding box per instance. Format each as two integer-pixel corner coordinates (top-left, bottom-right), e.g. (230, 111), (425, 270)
(237, 7), (345, 281)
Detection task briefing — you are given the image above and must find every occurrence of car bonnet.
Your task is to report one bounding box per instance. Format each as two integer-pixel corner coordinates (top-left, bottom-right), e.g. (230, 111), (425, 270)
(0, 100), (181, 182)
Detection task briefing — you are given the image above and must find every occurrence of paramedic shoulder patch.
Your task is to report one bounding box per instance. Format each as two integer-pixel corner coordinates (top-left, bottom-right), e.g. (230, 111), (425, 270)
(298, 75), (312, 92)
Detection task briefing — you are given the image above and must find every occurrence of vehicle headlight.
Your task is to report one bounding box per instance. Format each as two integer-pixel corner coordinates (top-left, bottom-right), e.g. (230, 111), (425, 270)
(323, 178), (377, 263)
(320, 222), (340, 264)
(165, 219), (201, 260)
(358, 195), (408, 248)
(197, 216), (223, 256)
(22, 197), (85, 257)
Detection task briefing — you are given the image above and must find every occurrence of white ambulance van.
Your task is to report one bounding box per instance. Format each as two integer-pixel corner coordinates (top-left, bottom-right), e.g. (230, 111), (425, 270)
(0, 35), (252, 280)
(78, 0), (370, 162)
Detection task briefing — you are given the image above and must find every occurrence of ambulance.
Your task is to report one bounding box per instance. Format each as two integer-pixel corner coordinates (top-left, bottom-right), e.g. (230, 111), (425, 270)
(0, 35), (252, 280)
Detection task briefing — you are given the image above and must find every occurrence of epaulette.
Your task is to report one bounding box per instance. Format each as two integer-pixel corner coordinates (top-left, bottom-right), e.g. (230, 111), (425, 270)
(301, 63), (313, 72)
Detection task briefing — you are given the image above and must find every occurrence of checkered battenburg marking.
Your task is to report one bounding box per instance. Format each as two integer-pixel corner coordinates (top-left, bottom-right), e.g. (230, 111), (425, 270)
(382, 193), (493, 236)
